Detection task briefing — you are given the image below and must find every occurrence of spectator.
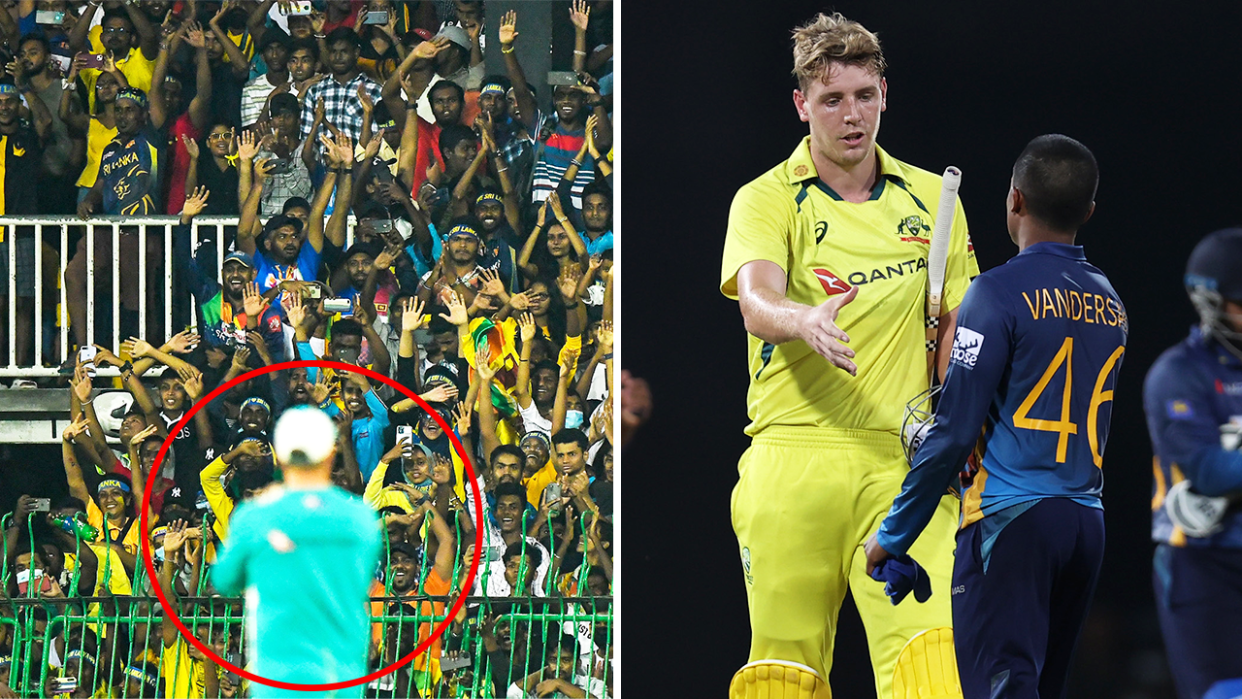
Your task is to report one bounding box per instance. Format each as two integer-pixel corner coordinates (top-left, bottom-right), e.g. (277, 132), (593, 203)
(14, 33), (74, 212)
(300, 27), (382, 152)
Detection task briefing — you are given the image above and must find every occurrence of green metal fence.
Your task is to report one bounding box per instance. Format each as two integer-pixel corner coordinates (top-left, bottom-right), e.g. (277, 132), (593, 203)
(2, 511), (614, 698)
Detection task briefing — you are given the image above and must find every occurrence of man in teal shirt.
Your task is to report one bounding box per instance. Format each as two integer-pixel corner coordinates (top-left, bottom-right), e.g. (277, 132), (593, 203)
(212, 406), (382, 697)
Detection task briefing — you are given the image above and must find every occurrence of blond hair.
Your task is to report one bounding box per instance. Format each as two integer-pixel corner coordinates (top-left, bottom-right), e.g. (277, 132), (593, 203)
(791, 13), (886, 90)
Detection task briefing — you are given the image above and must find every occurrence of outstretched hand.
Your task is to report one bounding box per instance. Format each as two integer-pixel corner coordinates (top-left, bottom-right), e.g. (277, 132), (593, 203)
(798, 286), (859, 375)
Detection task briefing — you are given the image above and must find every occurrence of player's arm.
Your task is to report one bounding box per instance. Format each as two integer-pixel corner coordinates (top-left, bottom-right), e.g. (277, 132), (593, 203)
(868, 277), (1013, 567)
(735, 261), (858, 375)
(936, 306), (961, 383)
(1146, 361), (1242, 497)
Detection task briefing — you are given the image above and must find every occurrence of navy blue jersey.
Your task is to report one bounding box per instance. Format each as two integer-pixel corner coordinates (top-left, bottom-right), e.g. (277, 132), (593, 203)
(1144, 327), (1242, 549)
(99, 127), (161, 216)
(878, 242), (1128, 556)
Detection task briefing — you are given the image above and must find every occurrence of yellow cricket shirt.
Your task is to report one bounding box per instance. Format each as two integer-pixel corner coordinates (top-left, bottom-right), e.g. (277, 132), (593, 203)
(721, 139), (979, 437)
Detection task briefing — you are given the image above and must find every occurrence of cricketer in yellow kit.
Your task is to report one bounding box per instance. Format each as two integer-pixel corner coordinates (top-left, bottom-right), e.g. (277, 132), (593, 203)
(720, 13), (979, 699)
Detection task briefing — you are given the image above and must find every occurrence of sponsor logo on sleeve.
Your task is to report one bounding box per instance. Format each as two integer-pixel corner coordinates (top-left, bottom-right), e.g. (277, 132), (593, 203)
(950, 326), (985, 369)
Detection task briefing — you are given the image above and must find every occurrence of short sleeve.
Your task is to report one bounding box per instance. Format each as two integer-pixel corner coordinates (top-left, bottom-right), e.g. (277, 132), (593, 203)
(720, 178), (795, 299)
(942, 195), (980, 312)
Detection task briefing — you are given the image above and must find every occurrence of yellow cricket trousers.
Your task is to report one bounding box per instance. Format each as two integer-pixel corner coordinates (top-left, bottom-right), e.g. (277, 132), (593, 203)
(731, 426), (959, 699)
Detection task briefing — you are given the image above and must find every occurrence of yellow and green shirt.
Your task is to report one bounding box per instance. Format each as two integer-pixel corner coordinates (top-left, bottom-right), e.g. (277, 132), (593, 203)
(721, 139), (979, 436)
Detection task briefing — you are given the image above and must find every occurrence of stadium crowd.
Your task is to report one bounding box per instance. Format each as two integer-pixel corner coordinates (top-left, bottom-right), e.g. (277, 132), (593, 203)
(0, 0), (615, 697)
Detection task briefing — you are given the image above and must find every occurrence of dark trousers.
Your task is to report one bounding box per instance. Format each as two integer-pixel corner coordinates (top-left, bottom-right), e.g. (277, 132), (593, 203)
(953, 498), (1105, 699)
(1154, 544), (1242, 699)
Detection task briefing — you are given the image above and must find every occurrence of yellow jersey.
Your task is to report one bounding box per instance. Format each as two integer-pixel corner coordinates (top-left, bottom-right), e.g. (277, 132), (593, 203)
(721, 139), (979, 436)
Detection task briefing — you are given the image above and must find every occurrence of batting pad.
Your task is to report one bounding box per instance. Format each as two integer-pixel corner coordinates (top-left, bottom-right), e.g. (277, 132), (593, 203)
(892, 627), (963, 699)
(730, 661), (831, 699)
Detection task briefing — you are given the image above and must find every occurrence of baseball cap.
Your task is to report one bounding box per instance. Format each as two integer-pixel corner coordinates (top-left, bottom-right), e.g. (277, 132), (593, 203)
(409, 28), (433, 42)
(437, 25), (470, 50)
(263, 213), (303, 238)
(223, 251), (254, 268)
(272, 406), (337, 467)
(270, 92), (300, 117)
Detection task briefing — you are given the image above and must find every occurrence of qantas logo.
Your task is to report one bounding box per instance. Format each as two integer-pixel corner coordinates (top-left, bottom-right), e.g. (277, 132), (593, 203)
(811, 268), (851, 296)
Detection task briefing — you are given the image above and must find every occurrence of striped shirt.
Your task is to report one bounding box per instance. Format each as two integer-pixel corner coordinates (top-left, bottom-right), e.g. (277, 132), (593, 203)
(530, 111), (594, 210)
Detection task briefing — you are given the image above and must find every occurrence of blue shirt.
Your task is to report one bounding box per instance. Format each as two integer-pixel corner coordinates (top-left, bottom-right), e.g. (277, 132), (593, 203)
(254, 242), (322, 295)
(100, 127), (161, 215)
(878, 243), (1128, 559)
(581, 230), (613, 256)
(323, 389), (391, 480)
(1144, 327), (1242, 549)
(211, 486), (381, 689)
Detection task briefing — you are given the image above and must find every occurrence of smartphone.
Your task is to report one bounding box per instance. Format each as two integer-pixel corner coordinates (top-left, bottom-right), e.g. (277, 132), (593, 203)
(283, 1), (313, 16)
(547, 70), (578, 87)
(76, 52), (106, 70)
(35, 10), (65, 25)
(16, 569), (52, 595)
(363, 10), (389, 25)
(78, 345), (97, 377)
(396, 425), (414, 459)
(225, 652), (241, 684)
(268, 158), (293, 176)
(323, 297), (353, 315)
(49, 677), (77, 694)
(50, 54), (71, 74)
(544, 482), (562, 516)
(304, 284), (322, 299)
(32, 498), (50, 512)
(440, 653), (472, 671)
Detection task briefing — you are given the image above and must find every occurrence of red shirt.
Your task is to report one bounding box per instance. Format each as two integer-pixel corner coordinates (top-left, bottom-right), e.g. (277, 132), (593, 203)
(322, 1), (364, 32)
(110, 455), (175, 516)
(166, 113), (202, 215)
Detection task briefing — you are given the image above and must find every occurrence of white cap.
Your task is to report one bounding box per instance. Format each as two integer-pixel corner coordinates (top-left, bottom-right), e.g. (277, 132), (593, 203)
(272, 406), (338, 467)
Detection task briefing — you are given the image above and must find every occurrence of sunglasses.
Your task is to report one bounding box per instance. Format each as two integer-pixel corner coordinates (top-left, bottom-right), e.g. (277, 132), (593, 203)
(208, 133), (231, 141)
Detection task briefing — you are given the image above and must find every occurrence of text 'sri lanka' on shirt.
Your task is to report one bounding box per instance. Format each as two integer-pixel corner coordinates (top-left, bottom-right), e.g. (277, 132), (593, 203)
(100, 128), (161, 216)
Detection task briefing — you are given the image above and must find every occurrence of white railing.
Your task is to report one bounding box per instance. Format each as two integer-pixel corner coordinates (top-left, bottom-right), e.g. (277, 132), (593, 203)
(0, 215), (359, 377)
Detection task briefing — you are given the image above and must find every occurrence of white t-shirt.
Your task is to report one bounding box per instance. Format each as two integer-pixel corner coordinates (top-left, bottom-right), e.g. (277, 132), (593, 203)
(518, 400), (553, 435)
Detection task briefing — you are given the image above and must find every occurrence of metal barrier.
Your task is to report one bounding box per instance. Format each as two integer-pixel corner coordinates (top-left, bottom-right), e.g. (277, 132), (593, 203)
(0, 595), (613, 698)
(0, 215), (360, 377)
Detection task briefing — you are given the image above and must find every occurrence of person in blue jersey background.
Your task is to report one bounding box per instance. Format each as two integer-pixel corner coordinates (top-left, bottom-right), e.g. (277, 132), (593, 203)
(211, 405), (381, 698)
(865, 134), (1128, 698)
(1144, 228), (1242, 699)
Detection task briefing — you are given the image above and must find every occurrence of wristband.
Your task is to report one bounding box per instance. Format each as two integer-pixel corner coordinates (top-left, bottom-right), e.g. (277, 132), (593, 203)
(600, 353), (612, 360)
(406, 103), (417, 110)
(501, 46), (514, 54)
(564, 302), (579, 309)
(569, 158), (581, 167)
(317, 396), (332, 410)
(573, 50), (587, 55)
(314, 33), (326, 39)
(120, 360), (134, 374)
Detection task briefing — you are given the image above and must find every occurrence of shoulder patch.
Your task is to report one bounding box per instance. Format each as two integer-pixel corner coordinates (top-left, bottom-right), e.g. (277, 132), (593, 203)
(950, 326), (985, 369)
(1166, 400), (1195, 420)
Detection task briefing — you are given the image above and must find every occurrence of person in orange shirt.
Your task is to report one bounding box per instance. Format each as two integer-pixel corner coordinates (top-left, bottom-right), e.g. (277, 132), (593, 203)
(369, 500), (457, 695)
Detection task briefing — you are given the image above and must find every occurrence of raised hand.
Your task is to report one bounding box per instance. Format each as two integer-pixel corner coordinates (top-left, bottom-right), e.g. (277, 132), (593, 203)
(363, 133), (383, 161)
(353, 293), (373, 327)
(548, 191), (566, 221)
(234, 438), (267, 459)
(421, 383), (458, 404)
(462, 18), (481, 44)
(479, 268), (505, 297)
(475, 341), (496, 380)
(314, 95), (326, 124)
(509, 291), (530, 311)
(438, 290), (468, 326)
(243, 281), (269, 318)
(91, 344), (122, 368)
(285, 299), (307, 330)
(183, 371), (204, 401)
(373, 244), (399, 272)
(163, 520), (189, 555)
(122, 337), (154, 358)
(181, 185), (210, 218)
(63, 416), (90, 443)
(357, 83), (373, 113)
(185, 21), (206, 49)
(231, 346), (251, 370)
(558, 267), (582, 302)
(569, 0), (590, 31)
(559, 348), (580, 378)
(130, 424), (160, 448)
(498, 10), (518, 46)
(535, 200), (549, 228)
(518, 313), (536, 342)
(72, 366), (93, 403)
(181, 133), (200, 159)
(310, 371), (331, 405)
(167, 330), (201, 354)
(597, 320), (613, 353)
(319, 132), (341, 168)
(391, 297), (423, 336)
(237, 129), (259, 161)
(585, 113), (601, 157)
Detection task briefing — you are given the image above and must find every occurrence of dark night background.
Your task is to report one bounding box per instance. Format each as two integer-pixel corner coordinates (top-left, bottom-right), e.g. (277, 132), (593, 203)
(621, 2), (1242, 697)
